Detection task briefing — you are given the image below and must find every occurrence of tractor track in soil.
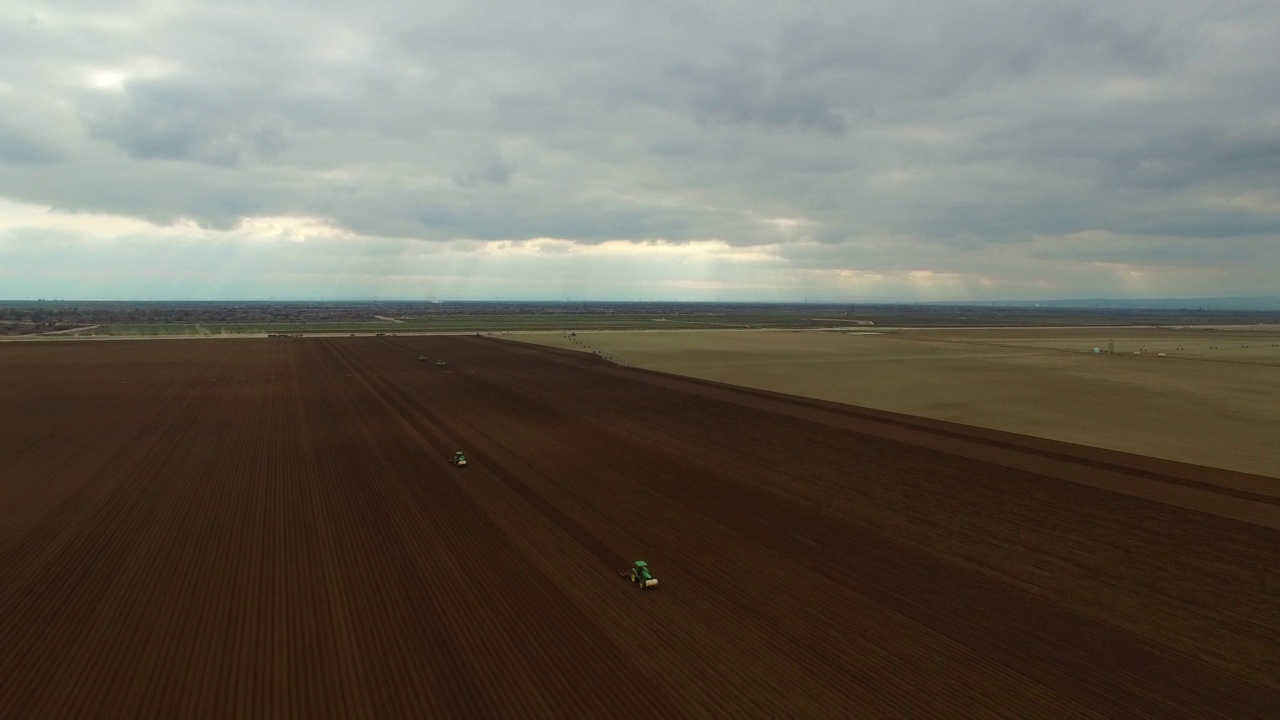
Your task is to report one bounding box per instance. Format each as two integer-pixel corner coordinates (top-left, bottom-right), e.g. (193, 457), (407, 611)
(1, 336), (1277, 717)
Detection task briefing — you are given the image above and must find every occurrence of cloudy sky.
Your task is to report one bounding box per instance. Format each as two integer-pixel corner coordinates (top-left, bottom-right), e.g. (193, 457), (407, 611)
(2, 0), (1278, 301)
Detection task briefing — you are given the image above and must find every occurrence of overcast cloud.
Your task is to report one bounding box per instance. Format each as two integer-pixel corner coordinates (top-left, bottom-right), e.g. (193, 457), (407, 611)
(1, 0), (1278, 300)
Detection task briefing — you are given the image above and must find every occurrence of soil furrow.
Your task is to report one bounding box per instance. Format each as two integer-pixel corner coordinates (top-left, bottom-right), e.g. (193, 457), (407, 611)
(2, 336), (1276, 717)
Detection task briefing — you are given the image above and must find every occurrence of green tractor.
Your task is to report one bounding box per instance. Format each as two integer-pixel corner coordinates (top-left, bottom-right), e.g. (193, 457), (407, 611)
(450, 451), (467, 467)
(624, 560), (658, 589)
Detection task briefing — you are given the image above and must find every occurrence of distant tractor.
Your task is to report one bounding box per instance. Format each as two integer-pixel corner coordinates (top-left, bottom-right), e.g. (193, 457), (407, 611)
(623, 560), (658, 589)
(418, 355), (428, 361)
(436, 360), (446, 367)
(450, 451), (467, 467)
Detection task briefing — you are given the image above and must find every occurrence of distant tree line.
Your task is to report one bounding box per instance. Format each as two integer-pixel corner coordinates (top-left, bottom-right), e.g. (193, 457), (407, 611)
(0, 300), (838, 328)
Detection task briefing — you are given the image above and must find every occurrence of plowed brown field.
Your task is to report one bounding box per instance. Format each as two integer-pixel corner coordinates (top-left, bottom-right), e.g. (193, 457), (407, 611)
(1, 336), (1277, 718)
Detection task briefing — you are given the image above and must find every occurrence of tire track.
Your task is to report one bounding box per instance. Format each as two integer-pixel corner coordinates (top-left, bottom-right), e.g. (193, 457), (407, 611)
(323, 338), (685, 717)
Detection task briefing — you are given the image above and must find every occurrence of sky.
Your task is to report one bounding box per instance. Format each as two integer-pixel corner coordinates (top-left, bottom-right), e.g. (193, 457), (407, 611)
(1, 0), (1278, 301)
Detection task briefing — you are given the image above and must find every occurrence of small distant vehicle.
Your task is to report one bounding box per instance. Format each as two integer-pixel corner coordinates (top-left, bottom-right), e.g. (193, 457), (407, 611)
(436, 360), (446, 367)
(450, 451), (467, 467)
(418, 355), (428, 361)
(622, 560), (658, 589)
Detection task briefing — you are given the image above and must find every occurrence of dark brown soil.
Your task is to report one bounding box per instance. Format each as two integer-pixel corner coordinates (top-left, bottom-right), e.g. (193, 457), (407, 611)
(1, 336), (1276, 717)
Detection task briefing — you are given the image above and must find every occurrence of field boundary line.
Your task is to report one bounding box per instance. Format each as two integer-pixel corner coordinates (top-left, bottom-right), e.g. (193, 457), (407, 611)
(492, 337), (1280, 528)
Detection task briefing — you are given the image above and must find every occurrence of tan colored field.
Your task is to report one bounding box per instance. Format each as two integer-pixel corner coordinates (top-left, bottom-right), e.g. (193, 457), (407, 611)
(513, 327), (1280, 478)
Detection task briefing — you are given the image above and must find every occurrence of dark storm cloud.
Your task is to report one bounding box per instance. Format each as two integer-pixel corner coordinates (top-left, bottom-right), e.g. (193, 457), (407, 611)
(80, 79), (287, 165)
(0, 123), (63, 164)
(684, 64), (848, 136)
(1, 0), (1279, 297)
(453, 153), (513, 187)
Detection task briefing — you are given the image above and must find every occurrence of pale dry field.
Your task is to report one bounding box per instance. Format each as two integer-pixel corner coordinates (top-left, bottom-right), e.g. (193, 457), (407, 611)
(513, 327), (1280, 478)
